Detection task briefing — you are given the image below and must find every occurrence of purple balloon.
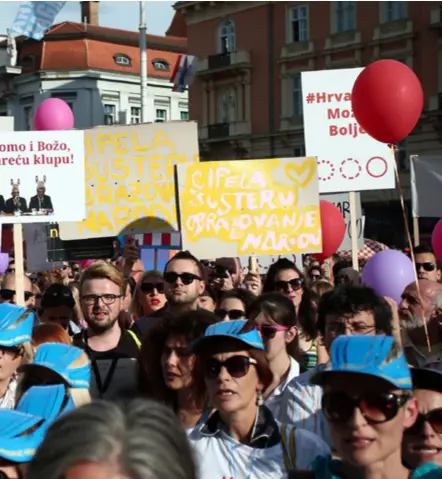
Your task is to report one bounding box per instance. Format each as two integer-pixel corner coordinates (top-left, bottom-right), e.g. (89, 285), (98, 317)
(0, 253), (9, 274)
(361, 250), (415, 304)
(34, 98), (74, 131)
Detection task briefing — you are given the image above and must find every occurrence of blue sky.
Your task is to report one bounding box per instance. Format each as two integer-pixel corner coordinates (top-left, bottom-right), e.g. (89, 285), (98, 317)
(0, 1), (176, 36)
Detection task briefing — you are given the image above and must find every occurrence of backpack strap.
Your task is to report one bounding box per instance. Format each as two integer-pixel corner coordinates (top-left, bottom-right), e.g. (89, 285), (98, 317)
(281, 424), (297, 472)
(127, 329), (141, 349)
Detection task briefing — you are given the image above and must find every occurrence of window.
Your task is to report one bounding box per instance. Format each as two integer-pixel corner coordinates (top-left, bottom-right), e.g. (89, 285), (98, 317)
(23, 105), (33, 131)
(294, 147), (306, 157)
(130, 107), (141, 124)
(114, 54), (132, 67)
(290, 5), (308, 42)
(292, 76), (303, 117)
(334, 1), (356, 34)
(104, 104), (116, 125)
(217, 87), (237, 123)
(155, 109), (167, 123)
(152, 59), (170, 71)
(383, 1), (406, 22)
(218, 19), (235, 54)
(180, 111), (189, 121)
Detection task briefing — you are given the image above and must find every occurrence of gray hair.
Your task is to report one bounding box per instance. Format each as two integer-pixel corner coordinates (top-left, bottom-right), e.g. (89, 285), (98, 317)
(27, 399), (197, 479)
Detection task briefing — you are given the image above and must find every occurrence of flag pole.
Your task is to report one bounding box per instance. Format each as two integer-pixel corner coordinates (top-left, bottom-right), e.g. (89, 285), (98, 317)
(139, 1), (148, 123)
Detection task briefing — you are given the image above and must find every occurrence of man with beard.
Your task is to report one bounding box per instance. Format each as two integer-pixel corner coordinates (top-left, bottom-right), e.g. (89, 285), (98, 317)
(73, 261), (140, 399)
(132, 250), (205, 340)
(399, 279), (442, 369)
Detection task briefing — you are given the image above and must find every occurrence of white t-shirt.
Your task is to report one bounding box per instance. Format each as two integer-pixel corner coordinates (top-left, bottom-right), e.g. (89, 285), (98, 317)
(188, 421), (330, 479)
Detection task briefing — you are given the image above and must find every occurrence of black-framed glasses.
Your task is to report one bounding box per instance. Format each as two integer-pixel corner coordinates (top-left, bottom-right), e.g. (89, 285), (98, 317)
(141, 282), (165, 294)
(273, 278), (304, 293)
(204, 355), (257, 379)
(0, 289), (34, 301)
(406, 408), (442, 435)
(164, 272), (201, 285)
(322, 391), (411, 424)
(215, 308), (245, 320)
(258, 324), (290, 340)
(415, 262), (436, 272)
(81, 294), (122, 306)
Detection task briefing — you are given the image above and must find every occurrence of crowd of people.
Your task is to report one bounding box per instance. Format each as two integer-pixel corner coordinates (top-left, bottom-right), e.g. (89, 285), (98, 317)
(0, 239), (441, 478)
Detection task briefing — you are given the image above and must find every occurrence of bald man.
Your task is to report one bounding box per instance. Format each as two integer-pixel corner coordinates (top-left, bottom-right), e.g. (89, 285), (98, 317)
(399, 279), (442, 369)
(0, 273), (35, 309)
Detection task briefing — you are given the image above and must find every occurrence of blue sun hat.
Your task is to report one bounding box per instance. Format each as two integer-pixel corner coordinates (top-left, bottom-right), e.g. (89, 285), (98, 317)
(16, 384), (75, 427)
(311, 335), (412, 389)
(0, 303), (34, 347)
(191, 319), (264, 353)
(18, 343), (91, 389)
(0, 409), (45, 463)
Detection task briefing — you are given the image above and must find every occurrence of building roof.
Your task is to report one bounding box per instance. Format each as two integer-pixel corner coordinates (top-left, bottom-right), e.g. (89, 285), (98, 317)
(166, 11), (187, 38)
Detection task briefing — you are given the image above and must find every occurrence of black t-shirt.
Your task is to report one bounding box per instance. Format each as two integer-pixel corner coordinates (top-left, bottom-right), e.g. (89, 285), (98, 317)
(73, 329), (140, 400)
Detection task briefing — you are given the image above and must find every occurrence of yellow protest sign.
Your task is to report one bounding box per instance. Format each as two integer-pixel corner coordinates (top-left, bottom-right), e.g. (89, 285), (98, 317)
(58, 122), (199, 240)
(176, 158), (322, 258)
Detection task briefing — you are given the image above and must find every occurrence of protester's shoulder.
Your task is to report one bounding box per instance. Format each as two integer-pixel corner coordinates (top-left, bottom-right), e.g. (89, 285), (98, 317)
(131, 310), (164, 339)
(280, 422), (330, 453)
(72, 332), (85, 349)
(120, 329), (141, 357)
(284, 364), (323, 393)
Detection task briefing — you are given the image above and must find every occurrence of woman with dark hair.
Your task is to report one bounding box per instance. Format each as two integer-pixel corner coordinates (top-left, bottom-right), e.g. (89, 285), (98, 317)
(248, 293), (301, 421)
(263, 259), (319, 369)
(216, 288), (255, 321)
(138, 309), (218, 429)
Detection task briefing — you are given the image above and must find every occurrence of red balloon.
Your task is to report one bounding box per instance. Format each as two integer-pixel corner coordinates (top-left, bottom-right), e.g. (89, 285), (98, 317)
(317, 200), (346, 260)
(351, 60), (423, 144)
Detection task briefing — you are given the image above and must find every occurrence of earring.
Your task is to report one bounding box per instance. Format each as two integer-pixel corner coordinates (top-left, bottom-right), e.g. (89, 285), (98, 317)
(257, 390), (264, 406)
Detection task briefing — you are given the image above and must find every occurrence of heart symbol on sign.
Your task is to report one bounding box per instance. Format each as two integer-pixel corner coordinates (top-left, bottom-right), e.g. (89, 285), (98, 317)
(284, 158), (316, 188)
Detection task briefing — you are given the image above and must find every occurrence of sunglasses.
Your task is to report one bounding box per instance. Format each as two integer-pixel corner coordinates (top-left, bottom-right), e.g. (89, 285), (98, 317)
(0, 289), (34, 301)
(215, 308), (245, 320)
(204, 355), (258, 379)
(322, 391), (410, 424)
(0, 345), (22, 359)
(415, 262), (436, 272)
(406, 408), (442, 435)
(164, 272), (201, 285)
(257, 324), (290, 340)
(141, 282), (165, 294)
(274, 278), (304, 292)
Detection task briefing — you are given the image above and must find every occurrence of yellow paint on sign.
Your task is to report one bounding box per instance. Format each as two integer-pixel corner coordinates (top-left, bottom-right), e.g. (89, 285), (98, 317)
(179, 158), (321, 256)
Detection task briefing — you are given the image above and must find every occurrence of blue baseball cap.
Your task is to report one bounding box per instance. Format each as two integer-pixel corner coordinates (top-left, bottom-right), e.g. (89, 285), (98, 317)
(19, 343), (91, 389)
(411, 368), (442, 393)
(0, 409), (45, 463)
(0, 303), (35, 347)
(311, 335), (412, 389)
(191, 319), (264, 353)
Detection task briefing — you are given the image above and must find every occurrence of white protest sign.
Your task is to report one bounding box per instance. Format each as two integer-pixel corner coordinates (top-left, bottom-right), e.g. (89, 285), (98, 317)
(302, 68), (394, 193)
(23, 224), (63, 273)
(0, 130), (85, 223)
(321, 193), (365, 251)
(238, 254), (304, 275)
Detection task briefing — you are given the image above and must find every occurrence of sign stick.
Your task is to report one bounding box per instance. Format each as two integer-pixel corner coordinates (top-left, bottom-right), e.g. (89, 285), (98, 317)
(349, 191), (359, 272)
(413, 216), (420, 247)
(13, 224), (25, 306)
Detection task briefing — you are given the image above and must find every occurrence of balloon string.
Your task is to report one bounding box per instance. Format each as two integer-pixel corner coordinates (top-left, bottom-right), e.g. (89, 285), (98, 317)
(389, 144), (431, 352)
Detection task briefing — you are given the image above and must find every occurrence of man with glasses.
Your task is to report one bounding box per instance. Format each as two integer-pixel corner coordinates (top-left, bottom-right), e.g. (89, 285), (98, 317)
(413, 245), (441, 283)
(132, 251), (205, 340)
(73, 261), (140, 400)
(0, 272), (35, 309)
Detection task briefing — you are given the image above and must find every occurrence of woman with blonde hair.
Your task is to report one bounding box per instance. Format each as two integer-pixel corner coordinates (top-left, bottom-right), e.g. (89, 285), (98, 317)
(0, 303), (34, 408)
(17, 342), (91, 407)
(131, 270), (166, 321)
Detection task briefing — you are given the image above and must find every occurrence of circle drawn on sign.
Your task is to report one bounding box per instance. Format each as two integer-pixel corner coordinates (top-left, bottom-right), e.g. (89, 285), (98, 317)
(340, 158), (362, 180)
(366, 156), (388, 178)
(318, 159), (335, 182)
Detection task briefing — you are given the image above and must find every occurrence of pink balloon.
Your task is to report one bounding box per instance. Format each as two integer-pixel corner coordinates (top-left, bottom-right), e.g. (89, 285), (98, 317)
(80, 260), (95, 269)
(34, 98), (74, 131)
(0, 253), (9, 274)
(432, 219), (442, 262)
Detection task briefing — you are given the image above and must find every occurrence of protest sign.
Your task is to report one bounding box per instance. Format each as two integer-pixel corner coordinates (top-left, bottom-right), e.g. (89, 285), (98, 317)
(177, 158), (321, 258)
(23, 224), (63, 272)
(58, 122), (199, 241)
(321, 192), (365, 251)
(0, 130), (85, 223)
(46, 223), (117, 261)
(302, 68), (394, 194)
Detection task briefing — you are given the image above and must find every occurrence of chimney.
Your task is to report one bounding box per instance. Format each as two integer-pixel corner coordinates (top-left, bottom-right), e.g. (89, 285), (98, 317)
(81, 1), (99, 26)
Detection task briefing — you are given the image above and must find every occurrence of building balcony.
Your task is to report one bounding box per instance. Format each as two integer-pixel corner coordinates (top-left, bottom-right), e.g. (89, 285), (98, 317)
(280, 41), (314, 61)
(195, 50), (251, 75)
(372, 19), (413, 42)
(199, 120), (251, 141)
(324, 30), (362, 51)
(280, 115), (304, 132)
(430, 7), (442, 28)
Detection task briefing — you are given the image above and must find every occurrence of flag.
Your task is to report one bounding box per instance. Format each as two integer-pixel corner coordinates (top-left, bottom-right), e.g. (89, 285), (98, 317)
(171, 54), (196, 93)
(10, 1), (66, 41)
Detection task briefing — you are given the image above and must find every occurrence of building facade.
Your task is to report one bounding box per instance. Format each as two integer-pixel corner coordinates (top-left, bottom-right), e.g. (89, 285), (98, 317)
(0, 2), (189, 132)
(175, 0), (442, 245)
